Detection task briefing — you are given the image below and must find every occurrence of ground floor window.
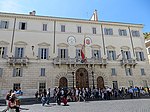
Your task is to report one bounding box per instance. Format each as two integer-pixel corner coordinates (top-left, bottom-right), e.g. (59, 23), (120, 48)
(13, 83), (20, 91)
(39, 82), (46, 93)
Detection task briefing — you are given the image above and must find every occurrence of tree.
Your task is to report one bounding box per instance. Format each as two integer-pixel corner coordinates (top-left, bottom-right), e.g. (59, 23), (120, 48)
(143, 32), (150, 39)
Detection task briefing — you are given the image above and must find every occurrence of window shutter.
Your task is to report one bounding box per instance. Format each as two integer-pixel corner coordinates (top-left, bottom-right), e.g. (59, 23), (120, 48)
(19, 22), (21, 29)
(130, 68), (133, 75)
(125, 68), (128, 76)
(128, 51), (131, 59)
(13, 68), (16, 77)
(104, 28), (107, 35)
(135, 52), (139, 61)
(98, 50), (101, 60)
(25, 22), (27, 30)
(58, 48), (61, 58)
(110, 29), (113, 35)
(15, 47), (18, 58)
(107, 50), (111, 60)
(22, 48), (24, 58)
(121, 50), (125, 60)
(20, 68), (23, 77)
(46, 48), (49, 59)
(0, 68), (3, 77)
(3, 47), (7, 58)
(38, 48), (41, 59)
(141, 52), (144, 61)
(118, 29), (121, 36)
(65, 49), (68, 59)
(113, 51), (116, 60)
(124, 30), (127, 36)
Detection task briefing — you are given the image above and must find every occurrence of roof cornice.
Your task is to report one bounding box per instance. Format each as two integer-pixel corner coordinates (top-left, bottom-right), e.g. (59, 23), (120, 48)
(0, 12), (143, 28)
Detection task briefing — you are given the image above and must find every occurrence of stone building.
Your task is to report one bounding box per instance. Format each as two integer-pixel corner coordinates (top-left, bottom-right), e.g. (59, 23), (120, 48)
(0, 11), (149, 97)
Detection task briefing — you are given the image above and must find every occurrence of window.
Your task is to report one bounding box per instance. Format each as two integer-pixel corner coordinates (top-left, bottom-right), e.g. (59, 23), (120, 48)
(0, 68), (3, 77)
(13, 68), (23, 77)
(77, 26), (81, 33)
(141, 68), (145, 75)
(0, 21), (9, 29)
(61, 25), (65, 32)
(135, 51), (145, 61)
(38, 48), (49, 59)
(112, 81), (118, 89)
(58, 48), (68, 59)
(118, 29), (127, 36)
(92, 27), (96, 34)
(39, 82), (46, 93)
(40, 68), (45, 76)
(111, 68), (116, 76)
(19, 22), (27, 30)
(142, 80), (148, 87)
(107, 50), (116, 60)
(128, 80), (134, 87)
(132, 30), (140, 37)
(43, 24), (47, 31)
(13, 83), (20, 91)
(0, 47), (7, 58)
(125, 68), (132, 76)
(92, 50), (101, 60)
(15, 47), (24, 58)
(76, 49), (81, 58)
(121, 50), (131, 60)
(104, 28), (113, 35)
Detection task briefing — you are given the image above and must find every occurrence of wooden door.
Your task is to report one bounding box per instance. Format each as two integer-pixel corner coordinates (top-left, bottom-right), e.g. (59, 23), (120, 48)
(59, 77), (68, 88)
(97, 76), (104, 89)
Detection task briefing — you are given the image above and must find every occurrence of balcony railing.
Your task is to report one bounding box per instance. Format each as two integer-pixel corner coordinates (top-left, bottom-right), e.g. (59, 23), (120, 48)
(53, 57), (107, 65)
(121, 59), (137, 66)
(7, 57), (29, 66)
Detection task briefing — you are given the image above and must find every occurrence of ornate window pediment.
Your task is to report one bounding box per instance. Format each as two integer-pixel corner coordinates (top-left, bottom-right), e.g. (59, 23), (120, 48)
(134, 47), (143, 51)
(75, 44), (82, 48)
(120, 46), (130, 50)
(14, 41), (27, 46)
(106, 45), (115, 50)
(57, 43), (68, 48)
(38, 42), (50, 47)
(91, 44), (101, 49)
(0, 41), (9, 46)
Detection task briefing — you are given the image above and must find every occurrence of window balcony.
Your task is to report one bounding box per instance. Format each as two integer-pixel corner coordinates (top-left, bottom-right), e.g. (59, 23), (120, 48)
(7, 56), (29, 66)
(121, 58), (137, 66)
(53, 57), (107, 66)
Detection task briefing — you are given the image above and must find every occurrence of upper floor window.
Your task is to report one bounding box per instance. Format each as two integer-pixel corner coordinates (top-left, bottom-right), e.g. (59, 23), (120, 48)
(107, 50), (116, 60)
(104, 28), (113, 35)
(118, 29), (127, 36)
(13, 68), (23, 77)
(141, 68), (145, 75)
(121, 50), (131, 60)
(135, 51), (144, 61)
(76, 49), (81, 58)
(132, 30), (140, 37)
(148, 48), (150, 54)
(19, 22), (27, 30)
(43, 24), (47, 31)
(77, 26), (81, 33)
(15, 47), (24, 58)
(61, 25), (65, 32)
(111, 68), (117, 76)
(40, 68), (45, 76)
(0, 68), (3, 77)
(38, 48), (49, 59)
(0, 47), (7, 58)
(92, 27), (96, 34)
(92, 50), (101, 60)
(58, 48), (68, 59)
(125, 68), (133, 76)
(0, 21), (9, 29)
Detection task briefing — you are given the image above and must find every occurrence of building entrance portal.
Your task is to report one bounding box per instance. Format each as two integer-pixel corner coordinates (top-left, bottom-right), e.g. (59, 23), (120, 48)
(97, 76), (104, 89)
(76, 68), (89, 88)
(59, 77), (68, 88)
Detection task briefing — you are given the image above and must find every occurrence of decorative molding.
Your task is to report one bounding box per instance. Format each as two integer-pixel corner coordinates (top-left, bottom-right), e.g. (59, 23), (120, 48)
(14, 41), (27, 46)
(134, 47), (143, 51)
(91, 44), (101, 49)
(0, 41), (9, 46)
(106, 45), (115, 50)
(38, 42), (50, 47)
(120, 46), (130, 50)
(57, 43), (69, 47)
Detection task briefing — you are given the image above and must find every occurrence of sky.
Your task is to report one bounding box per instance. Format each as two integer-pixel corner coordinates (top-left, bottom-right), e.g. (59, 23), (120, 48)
(0, 0), (149, 32)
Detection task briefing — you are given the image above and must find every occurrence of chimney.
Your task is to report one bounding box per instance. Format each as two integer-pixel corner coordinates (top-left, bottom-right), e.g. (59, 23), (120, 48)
(29, 10), (36, 16)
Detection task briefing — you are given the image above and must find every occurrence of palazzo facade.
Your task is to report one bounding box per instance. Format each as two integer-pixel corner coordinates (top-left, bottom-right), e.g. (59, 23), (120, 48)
(0, 11), (149, 97)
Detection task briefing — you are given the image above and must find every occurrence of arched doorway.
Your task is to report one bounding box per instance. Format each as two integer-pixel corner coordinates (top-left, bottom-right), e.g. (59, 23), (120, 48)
(59, 77), (68, 88)
(76, 68), (89, 88)
(97, 76), (104, 89)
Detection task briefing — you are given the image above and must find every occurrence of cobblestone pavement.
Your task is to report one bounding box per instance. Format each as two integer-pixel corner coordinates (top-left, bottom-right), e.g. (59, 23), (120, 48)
(1, 99), (150, 112)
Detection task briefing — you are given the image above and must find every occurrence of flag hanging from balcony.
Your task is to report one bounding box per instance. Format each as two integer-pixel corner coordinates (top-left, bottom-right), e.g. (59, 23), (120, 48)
(81, 38), (86, 63)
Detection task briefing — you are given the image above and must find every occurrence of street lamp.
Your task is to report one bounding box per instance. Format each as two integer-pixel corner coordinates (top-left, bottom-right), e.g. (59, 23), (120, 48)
(72, 71), (74, 89)
(92, 71), (95, 89)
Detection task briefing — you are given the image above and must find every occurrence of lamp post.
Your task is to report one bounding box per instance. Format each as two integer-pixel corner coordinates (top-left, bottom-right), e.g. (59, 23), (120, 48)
(92, 71), (95, 89)
(72, 71), (74, 89)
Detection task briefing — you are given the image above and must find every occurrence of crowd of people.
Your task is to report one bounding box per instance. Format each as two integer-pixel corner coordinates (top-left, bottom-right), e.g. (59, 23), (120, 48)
(36, 86), (150, 106)
(4, 87), (23, 112)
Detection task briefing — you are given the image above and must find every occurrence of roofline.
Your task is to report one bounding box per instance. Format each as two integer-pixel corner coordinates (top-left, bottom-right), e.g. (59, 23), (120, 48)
(0, 12), (143, 27)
